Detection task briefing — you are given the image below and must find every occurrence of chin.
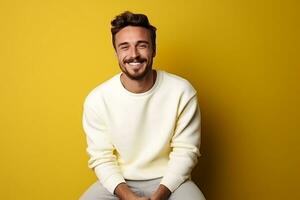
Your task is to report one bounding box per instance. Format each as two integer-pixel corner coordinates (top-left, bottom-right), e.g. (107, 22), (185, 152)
(126, 67), (151, 80)
(127, 72), (146, 80)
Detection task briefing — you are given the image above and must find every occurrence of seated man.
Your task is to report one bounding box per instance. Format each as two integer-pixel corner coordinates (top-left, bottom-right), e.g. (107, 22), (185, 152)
(80, 11), (206, 200)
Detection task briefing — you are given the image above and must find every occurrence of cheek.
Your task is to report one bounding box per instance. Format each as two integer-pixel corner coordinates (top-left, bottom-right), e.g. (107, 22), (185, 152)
(144, 49), (155, 57)
(139, 50), (152, 58)
(116, 53), (126, 62)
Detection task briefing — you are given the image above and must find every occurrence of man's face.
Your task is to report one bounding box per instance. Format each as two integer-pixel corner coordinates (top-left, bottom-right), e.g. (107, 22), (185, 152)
(114, 26), (156, 80)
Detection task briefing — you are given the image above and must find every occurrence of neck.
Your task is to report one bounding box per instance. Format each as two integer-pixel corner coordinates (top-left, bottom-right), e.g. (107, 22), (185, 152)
(120, 70), (157, 93)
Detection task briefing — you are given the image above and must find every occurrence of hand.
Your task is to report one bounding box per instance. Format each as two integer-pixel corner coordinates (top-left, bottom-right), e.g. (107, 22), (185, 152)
(135, 197), (150, 200)
(150, 197), (165, 200)
(115, 183), (150, 200)
(150, 197), (166, 200)
(150, 184), (171, 200)
(125, 195), (150, 200)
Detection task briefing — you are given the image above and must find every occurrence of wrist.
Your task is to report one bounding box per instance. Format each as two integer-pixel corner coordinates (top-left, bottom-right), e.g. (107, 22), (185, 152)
(114, 183), (137, 199)
(151, 184), (171, 200)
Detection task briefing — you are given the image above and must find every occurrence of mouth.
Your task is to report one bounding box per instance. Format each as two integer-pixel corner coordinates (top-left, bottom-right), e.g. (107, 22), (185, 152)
(125, 60), (146, 69)
(127, 61), (144, 66)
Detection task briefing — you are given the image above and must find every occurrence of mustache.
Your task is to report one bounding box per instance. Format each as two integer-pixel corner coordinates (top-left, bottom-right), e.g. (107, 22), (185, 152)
(124, 57), (147, 64)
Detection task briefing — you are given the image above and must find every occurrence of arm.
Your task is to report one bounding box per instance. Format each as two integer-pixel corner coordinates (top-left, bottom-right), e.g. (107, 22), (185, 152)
(159, 92), (201, 194)
(83, 97), (126, 194)
(83, 99), (149, 199)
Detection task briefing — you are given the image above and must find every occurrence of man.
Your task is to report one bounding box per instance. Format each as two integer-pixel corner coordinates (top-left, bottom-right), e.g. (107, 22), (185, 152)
(80, 11), (206, 200)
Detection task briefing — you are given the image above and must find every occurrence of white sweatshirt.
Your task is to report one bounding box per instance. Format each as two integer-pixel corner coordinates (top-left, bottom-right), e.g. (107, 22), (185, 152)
(82, 69), (201, 194)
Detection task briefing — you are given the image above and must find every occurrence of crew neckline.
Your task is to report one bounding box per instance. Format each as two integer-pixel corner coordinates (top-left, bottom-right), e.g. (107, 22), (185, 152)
(117, 69), (163, 97)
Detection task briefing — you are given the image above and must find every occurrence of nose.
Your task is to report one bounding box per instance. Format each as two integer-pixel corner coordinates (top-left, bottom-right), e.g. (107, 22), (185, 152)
(129, 46), (140, 58)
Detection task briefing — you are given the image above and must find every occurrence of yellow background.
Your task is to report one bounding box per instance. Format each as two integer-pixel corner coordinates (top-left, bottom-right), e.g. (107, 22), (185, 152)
(1, 0), (299, 199)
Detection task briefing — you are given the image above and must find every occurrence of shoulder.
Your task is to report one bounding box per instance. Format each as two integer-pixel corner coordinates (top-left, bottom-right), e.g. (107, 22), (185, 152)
(83, 73), (120, 108)
(161, 70), (197, 96)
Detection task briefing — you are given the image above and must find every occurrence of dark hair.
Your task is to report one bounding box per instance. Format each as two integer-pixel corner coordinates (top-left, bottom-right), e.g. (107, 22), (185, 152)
(111, 11), (157, 53)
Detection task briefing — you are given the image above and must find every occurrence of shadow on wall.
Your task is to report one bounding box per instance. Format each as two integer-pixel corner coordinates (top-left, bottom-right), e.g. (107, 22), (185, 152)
(161, 41), (226, 199)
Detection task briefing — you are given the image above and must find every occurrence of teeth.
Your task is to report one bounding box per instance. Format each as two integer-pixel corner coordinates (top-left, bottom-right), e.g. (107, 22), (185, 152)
(128, 62), (142, 66)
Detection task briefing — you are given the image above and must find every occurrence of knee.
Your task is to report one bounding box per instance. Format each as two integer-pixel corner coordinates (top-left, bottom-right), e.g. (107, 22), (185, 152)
(169, 180), (206, 200)
(79, 181), (119, 200)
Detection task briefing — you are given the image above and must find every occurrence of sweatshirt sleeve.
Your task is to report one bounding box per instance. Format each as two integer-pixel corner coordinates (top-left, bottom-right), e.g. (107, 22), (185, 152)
(82, 95), (125, 194)
(160, 90), (201, 192)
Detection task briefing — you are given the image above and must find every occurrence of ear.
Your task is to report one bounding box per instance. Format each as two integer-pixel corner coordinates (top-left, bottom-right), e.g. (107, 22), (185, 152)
(114, 48), (118, 57)
(152, 50), (156, 58)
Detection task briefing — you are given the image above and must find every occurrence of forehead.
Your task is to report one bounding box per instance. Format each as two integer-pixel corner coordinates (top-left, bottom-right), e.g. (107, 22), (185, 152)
(115, 26), (151, 45)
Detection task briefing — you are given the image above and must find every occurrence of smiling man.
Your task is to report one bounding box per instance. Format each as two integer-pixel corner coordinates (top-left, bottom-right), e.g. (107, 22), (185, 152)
(80, 11), (206, 200)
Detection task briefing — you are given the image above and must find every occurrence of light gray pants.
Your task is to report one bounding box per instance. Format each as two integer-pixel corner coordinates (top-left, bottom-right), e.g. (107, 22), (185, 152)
(80, 177), (206, 200)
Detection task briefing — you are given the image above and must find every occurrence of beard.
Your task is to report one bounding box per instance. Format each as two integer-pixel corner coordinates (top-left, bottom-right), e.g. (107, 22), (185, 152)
(119, 56), (153, 80)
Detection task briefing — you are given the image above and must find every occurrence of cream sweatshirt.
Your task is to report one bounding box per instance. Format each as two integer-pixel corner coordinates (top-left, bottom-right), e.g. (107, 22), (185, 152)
(82, 70), (201, 194)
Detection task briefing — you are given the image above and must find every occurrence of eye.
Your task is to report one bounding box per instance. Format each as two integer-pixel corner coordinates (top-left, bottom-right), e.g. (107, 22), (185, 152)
(119, 45), (129, 50)
(138, 44), (148, 49)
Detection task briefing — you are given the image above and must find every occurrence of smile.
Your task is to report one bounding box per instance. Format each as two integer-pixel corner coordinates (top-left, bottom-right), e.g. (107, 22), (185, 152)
(127, 61), (145, 66)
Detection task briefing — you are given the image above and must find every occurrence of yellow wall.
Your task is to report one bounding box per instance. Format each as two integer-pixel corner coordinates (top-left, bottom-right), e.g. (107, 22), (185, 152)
(1, 0), (299, 199)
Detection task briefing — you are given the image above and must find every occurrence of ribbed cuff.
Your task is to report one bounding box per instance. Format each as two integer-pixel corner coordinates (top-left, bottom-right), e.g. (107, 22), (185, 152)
(160, 173), (186, 192)
(101, 173), (126, 194)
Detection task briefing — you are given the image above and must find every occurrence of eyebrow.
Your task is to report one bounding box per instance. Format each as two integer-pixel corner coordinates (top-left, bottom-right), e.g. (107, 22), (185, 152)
(117, 40), (150, 48)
